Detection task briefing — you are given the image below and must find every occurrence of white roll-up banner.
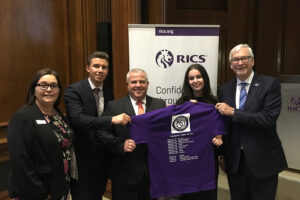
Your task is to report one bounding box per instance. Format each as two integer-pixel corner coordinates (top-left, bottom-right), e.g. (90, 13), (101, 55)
(128, 24), (220, 105)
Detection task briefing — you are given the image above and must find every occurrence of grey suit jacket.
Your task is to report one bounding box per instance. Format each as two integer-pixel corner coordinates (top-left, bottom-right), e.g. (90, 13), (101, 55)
(96, 95), (166, 184)
(219, 72), (287, 179)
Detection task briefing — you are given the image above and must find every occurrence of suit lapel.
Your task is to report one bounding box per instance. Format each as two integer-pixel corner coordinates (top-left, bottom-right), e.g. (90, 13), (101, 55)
(145, 95), (154, 112)
(229, 79), (237, 108)
(102, 88), (110, 108)
(244, 73), (261, 110)
(82, 79), (98, 115)
(124, 95), (136, 116)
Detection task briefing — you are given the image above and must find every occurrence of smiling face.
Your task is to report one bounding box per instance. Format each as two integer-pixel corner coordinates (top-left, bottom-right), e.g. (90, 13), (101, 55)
(35, 74), (59, 108)
(230, 47), (254, 81)
(188, 69), (204, 96)
(127, 71), (149, 101)
(86, 58), (109, 87)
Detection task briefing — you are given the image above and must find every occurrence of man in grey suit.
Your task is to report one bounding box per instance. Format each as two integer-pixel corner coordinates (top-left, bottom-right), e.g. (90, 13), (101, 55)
(215, 44), (287, 200)
(64, 51), (130, 200)
(96, 68), (166, 200)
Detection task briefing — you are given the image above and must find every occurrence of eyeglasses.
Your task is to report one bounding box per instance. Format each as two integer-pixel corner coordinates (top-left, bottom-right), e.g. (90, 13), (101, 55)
(230, 56), (252, 64)
(36, 83), (59, 90)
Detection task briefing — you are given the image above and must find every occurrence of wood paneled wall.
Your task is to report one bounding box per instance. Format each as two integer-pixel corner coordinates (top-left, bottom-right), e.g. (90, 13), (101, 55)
(164, 0), (300, 85)
(111, 0), (142, 99)
(282, 0), (300, 75)
(0, 0), (70, 121)
(111, 0), (165, 99)
(0, 0), (112, 198)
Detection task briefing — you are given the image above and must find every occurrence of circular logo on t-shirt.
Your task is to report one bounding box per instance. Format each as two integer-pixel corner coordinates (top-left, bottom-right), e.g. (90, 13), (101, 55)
(172, 115), (188, 131)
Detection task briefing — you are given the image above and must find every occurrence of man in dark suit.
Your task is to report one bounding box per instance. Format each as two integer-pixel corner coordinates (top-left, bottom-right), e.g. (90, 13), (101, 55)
(64, 51), (130, 200)
(96, 68), (166, 200)
(215, 44), (287, 200)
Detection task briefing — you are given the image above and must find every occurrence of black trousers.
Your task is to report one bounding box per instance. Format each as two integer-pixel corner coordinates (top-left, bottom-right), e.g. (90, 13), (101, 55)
(227, 151), (278, 200)
(180, 189), (217, 200)
(112, 174), (156, 200)
(70, 169), (107, 200)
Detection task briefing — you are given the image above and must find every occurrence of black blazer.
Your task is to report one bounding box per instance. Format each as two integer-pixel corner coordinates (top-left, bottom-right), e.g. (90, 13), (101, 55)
(96, 95), (166, 185)
(8, 104), (72, 200)
(219, 73), (287, 179)
(64, 79), (114, 181)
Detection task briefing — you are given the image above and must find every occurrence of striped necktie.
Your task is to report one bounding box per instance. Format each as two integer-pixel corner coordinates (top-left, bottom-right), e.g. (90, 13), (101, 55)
(239, 82), (248, 110)
(93, 88), (103, 116)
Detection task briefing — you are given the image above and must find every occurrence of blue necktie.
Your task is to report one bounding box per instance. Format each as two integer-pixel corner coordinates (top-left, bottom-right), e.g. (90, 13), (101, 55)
(239, 82), (248, 110)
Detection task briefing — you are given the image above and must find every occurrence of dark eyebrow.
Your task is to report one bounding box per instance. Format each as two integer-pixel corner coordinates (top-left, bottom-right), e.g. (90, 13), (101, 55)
(38, 81), (58, 84)
(93, 64), (108, 68)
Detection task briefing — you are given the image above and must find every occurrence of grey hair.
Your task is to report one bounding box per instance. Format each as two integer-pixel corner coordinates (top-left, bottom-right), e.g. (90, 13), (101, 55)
(229, 44), (254, 61)
(126, 68), (149, 82)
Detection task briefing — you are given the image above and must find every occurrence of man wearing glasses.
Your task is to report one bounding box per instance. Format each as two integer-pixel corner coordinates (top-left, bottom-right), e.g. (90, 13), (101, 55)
(215, 44), (287, 200)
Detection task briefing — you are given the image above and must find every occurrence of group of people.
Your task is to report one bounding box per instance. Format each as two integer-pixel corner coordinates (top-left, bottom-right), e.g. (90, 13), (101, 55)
(7, 44), (287, 200)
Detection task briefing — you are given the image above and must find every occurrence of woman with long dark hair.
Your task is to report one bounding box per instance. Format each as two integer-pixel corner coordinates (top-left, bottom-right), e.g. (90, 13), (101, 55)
(177, 64), (222, 200)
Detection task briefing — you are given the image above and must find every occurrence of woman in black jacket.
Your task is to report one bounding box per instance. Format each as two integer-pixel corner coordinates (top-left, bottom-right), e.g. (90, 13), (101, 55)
(177, 64), (222, 200)
(8, 68), (76, 200)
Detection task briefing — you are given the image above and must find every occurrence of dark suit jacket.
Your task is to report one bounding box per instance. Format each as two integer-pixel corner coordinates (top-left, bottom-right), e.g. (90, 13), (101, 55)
(96, 95), (166, 185)
(8, 104), (72, 200)
(64, 79), (113, 186)
(219, 72), (287, 179)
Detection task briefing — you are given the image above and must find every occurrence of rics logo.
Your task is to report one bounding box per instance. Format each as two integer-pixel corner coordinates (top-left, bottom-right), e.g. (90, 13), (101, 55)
(171, 114), (190, 133)
(172, 115), (188, 132)
(155, 49), (174, 68)
(291, 96), (300, 106)
(287, 96), (300, 112)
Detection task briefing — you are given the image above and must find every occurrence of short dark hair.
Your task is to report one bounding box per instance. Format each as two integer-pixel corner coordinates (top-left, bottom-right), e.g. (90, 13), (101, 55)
(87, 51), (109, 66)
(177, 64), (216, 104)
(25, 68), (62, 108)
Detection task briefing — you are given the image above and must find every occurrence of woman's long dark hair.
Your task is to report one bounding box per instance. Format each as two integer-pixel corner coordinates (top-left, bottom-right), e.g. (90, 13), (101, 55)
(25, 68), (62, 108)
(177, 64), (216, 105)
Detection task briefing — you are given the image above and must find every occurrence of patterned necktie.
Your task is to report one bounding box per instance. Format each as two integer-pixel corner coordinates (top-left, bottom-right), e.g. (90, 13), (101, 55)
(239, 82), (248, 110)
(136, 100), (144, 115)
(93, 88), (103, 116)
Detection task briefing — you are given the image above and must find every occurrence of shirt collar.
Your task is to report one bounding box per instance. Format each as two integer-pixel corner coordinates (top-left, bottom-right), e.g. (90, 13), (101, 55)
(88, 78), (103, 90)
(237, 70), (254, 86)
(129, 95), (146, 105)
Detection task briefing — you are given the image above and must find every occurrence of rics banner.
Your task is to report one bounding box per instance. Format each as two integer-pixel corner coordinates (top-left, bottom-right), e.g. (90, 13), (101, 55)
(128, 24), (220, 105)
(277, 83), (300, 170)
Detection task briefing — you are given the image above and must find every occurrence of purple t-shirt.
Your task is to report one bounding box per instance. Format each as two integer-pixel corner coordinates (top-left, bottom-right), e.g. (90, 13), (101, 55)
(128, 101), (226, 198)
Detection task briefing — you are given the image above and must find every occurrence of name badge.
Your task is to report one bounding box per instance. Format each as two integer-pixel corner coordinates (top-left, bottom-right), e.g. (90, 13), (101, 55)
(36, 120), (47, 124)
